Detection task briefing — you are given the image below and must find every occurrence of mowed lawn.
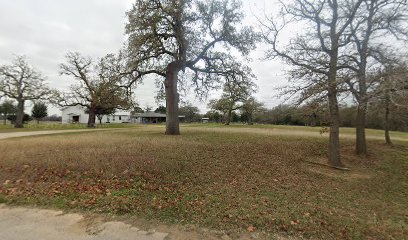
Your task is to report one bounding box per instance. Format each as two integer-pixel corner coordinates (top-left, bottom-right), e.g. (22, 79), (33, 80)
(0, 125), (407, 239)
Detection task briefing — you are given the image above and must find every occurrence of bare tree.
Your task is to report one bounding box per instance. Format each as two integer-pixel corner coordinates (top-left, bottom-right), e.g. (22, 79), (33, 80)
(260, 0), (363, 167)
(60, 52), (136, 128)
(126, 0), (257, 135)
(0, 56), (56, 128)
(372, 62), (408, 144)
(341, 0), (408, 155)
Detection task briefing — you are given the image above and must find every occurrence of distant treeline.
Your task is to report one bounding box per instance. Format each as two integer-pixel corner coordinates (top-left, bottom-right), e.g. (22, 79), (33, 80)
(203, 104), (408, 132)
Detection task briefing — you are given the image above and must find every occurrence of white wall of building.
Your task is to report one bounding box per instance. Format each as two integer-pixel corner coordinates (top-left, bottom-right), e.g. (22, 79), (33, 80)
(61, 106), (131, 124)
(61, 106), (88, 124)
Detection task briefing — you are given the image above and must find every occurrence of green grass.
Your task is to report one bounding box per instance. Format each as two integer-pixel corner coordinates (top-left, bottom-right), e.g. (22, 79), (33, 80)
(0, 193), (6, 203)
(0, 125), (407, 239)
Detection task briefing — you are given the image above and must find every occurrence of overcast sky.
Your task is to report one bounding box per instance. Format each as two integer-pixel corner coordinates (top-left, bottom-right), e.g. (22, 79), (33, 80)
(0, 0), (286, 115)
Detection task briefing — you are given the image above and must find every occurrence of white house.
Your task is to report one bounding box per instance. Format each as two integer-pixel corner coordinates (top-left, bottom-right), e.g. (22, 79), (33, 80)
(62, 106), (185, 124)
(61, 106), (131, 124)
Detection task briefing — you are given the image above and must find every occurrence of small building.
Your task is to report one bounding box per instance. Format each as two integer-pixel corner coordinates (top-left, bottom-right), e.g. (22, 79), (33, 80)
(131, 112), (185, 124)
(201, 117), (210, 123)
(61, 106), (87, 124)
(132, 112), (166, 124)
(105, 111), (131, 123)
(61, 106), (131, 124)
(61, 107), (184, 124)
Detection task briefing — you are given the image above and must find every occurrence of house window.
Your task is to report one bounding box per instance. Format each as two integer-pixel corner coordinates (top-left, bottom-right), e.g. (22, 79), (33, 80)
(119, 116), (122, 120)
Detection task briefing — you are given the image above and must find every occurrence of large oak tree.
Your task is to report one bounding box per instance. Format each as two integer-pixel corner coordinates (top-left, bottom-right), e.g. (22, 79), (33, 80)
(125, 0), (257, 135)
(0, 56), (55, 128)
(60, 52), (135, 128)
(261, 0), (364, 167)
(342, 0), (408, 155)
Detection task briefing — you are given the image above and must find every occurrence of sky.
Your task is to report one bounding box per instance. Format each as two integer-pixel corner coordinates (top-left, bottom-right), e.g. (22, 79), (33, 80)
(0, 0), (287, 115)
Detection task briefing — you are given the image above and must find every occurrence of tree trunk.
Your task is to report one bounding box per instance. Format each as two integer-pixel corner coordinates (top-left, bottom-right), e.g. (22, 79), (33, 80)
(87, 109), (96, 128)
(165, 62), (182, 135)
(327, 47), (343, 167)
(225, 109), (232, 125)
(327, 90), (342, 167)
(14, 100), (25, 128)
(384, 90), (392, 145)
(355, 103), (367, 155)
(37, 119), (40, 124)
(3, 114), (6, 125)
(248, 113), (253, 125)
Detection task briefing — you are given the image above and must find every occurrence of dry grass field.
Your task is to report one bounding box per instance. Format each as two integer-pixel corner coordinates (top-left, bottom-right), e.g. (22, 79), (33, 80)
(0, 125), (407, 239)
(0, 122), (136, 133)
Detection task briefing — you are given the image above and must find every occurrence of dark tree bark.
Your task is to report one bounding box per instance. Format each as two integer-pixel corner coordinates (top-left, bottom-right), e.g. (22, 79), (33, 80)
(352, 31), (369, 156)
(326, 5), (344, 167)
(355, 103), (367, 154)
(14, 99), (25, 128)
(345, 0), (407, 155)
(225, 108), (232, 125)
(87, 108), (96, 128)
(165, 62), (182, 135)
(98, 116), (103, 125)
(327, 56), (342, 167)
(384, 89), (392, 145)
(248, 114), (253, 125)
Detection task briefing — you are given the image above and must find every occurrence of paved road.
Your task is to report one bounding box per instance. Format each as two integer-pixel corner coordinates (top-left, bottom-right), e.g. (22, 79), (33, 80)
(0, 205), (168, 240)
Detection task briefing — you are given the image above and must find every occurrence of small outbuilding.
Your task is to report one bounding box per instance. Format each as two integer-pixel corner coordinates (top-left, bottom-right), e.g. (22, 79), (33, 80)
(61, 106), (131, 124)
(61, 106), (87, 124)
(201, 117), (210, 123)
(131, 112), (185, 124)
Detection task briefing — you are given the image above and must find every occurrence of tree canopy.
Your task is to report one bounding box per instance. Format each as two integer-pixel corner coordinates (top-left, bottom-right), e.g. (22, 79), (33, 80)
(59, 52), (136, 128)
(126, 0), (257, 134)
(261, 0), (365, 167)
(31, 102), (48, 124)
(0, 100), (16, 125)
(0, 56), (56, 128)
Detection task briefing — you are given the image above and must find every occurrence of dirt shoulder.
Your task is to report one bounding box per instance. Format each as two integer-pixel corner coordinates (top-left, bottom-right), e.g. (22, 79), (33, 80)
(0, 129), (118, 140)
(0, 204), (169, 240)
